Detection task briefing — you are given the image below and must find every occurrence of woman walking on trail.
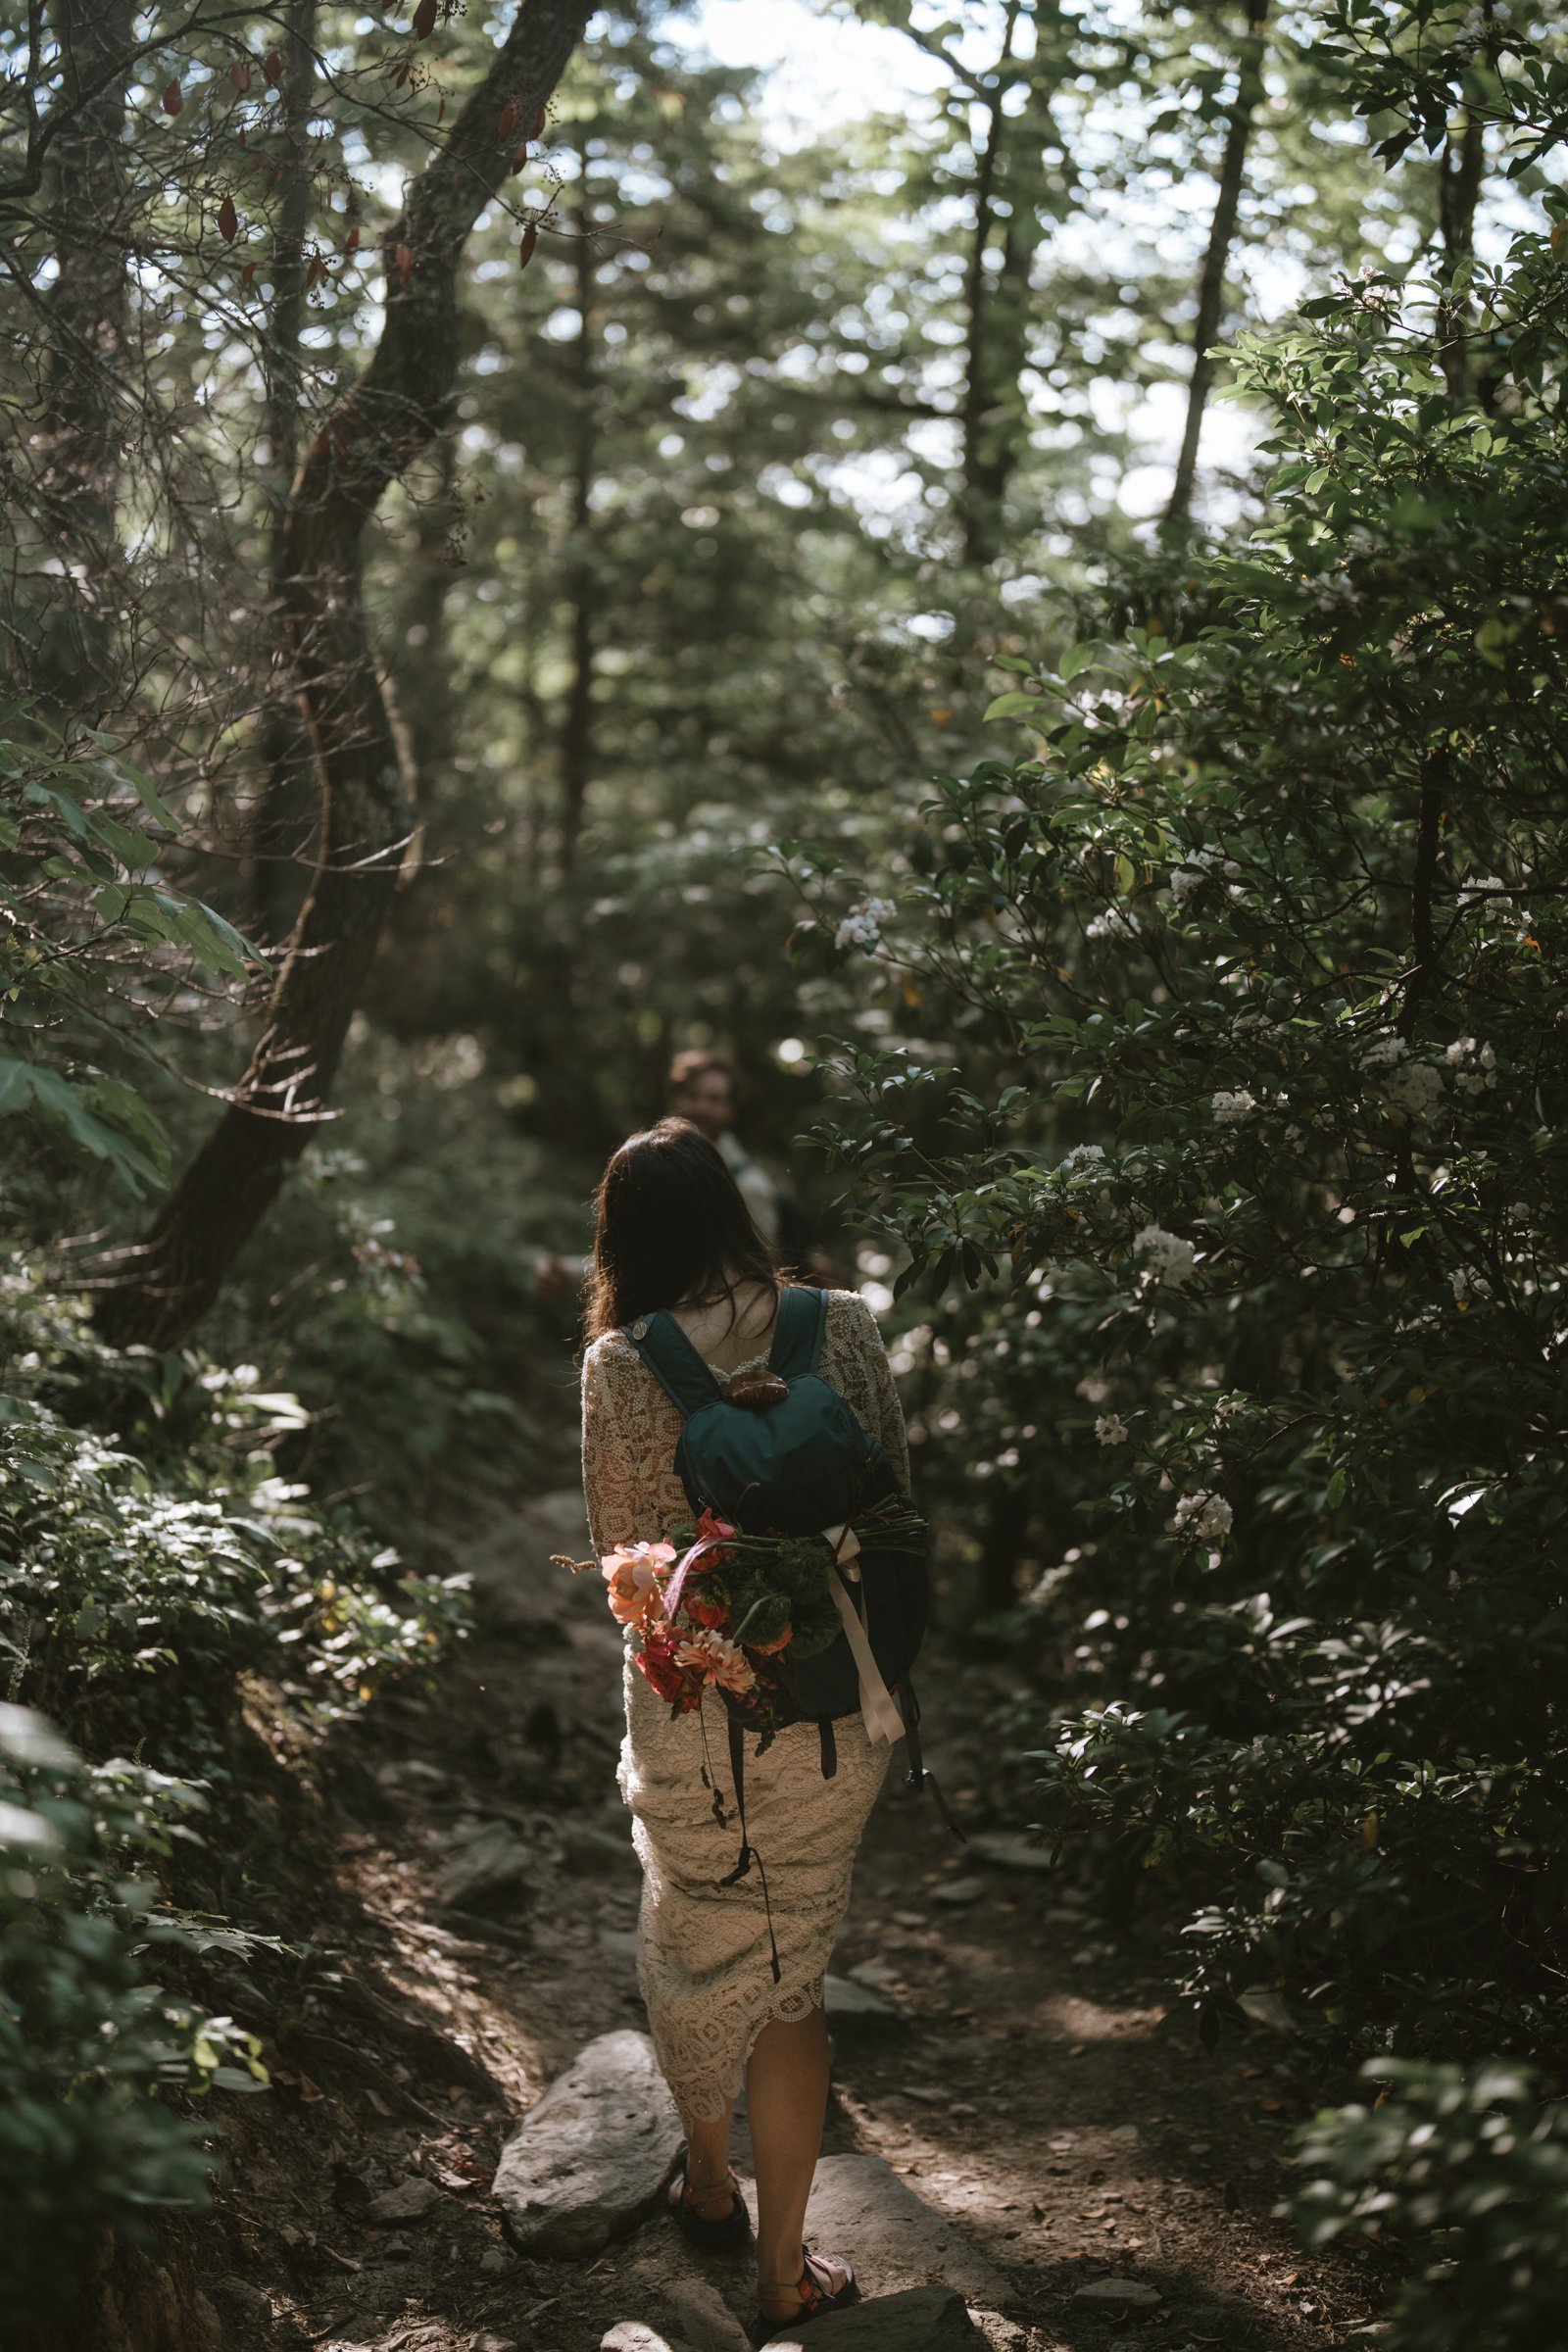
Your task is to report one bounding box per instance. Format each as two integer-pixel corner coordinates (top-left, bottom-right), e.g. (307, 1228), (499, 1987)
(579, 1118), (914, 2342)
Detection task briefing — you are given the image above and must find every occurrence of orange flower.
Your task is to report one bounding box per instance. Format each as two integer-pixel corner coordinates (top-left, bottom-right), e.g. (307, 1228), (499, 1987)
(685, 1592), (729, 1631)
(601, 1540), (675, 1629)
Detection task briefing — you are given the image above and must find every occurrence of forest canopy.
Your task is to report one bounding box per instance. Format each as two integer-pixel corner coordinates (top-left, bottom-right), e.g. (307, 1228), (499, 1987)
(3, 0), (1568, 2343)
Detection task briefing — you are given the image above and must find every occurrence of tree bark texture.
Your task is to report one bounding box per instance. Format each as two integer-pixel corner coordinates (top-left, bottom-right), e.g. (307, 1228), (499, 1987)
(1436, 107), (1485, 401)
(32, 0), (134, 710)
(1162, 0), (1268, 533)
(559, 172), (599, 868)
(97, 0), (595, 1350)
(958, 1), (1021, 569)
(251, 0), (323, 948)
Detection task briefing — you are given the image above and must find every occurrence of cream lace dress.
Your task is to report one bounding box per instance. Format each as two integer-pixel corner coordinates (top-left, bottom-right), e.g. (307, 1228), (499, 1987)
(581, 1289), (910, 2124)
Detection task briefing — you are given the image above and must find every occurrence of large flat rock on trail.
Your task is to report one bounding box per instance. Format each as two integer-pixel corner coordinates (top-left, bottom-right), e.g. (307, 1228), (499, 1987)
(803, 2154), (1010, 2306)
(760, 2285), (987, 2350)
(492, 2029), (681, 2255)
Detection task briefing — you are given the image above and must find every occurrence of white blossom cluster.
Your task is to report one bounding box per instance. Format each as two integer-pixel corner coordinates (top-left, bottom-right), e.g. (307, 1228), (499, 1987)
(1170, 845), (1245, 906)
(1059, 1144), (1106, 1176)
(1360, 1035), (1445, 1119)
(1446, 1037), (1498, 1097)
(1134, 1223), (1198, 1285)
(1449, 1266), (1494, 1306)
(834, 897), (896, 953)
(1096, 1412), (1129, 1446)
(1211, 1089), (1257, 1123)
(1171, 1490), (1234, 1543)
(1085, 906), (1141, 942)
(1458, 876), (1534, 936)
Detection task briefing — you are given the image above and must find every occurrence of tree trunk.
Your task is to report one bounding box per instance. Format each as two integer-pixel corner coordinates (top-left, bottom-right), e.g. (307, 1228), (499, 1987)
(251, 0), (323, 947)
(559, 175), (598, 868)
(96, 0), (595, 1351)
(1436, 107), (1484, 401)
(957, 2), (1021, 568)
(33, 0), (134, 711)
(1162, 0), (1269, 533)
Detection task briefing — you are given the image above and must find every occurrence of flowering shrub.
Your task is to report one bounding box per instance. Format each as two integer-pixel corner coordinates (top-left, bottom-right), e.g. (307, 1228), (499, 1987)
(0, 1263), (467, 1771)
(798, 204), (1568, 2106)
(0, 1703), (270, 2325)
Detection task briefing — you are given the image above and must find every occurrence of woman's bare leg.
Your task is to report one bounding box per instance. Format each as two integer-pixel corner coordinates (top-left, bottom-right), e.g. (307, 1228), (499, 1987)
(681, 2101), (736, 2220)
(747, 2006), (834, 2312)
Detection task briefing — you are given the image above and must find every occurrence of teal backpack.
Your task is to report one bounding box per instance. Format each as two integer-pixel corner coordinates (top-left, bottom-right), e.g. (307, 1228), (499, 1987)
(627, 1285), (928, 1729)
(628, 1288), (946, 1973)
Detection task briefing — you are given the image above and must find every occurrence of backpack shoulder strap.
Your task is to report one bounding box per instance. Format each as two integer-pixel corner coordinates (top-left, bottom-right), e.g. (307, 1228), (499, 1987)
(627, 1309), (726, 1422)
(768, 1285), (828, 1382)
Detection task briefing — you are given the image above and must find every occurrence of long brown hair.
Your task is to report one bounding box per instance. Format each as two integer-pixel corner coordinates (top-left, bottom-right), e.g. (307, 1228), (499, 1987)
(584, 1117), (779, 1343)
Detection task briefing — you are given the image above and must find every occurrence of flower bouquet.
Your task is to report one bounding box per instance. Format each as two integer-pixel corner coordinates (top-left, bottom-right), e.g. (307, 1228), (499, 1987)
(571, 1495), (925, 1731)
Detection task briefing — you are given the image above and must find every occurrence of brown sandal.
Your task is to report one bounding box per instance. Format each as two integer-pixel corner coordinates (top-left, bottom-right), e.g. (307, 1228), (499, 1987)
(668, 2144), (753, 2250)
(749, 2248), (858, 2343)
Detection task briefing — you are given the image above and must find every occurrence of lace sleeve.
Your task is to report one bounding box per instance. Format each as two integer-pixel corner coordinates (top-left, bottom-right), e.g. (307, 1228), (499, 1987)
(580, 1334), (691, 1555)
(819, 1291), (912, 1497)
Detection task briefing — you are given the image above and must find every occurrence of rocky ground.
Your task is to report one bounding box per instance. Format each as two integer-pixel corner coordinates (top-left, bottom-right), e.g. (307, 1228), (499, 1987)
(179, 1488), (1375, 2352)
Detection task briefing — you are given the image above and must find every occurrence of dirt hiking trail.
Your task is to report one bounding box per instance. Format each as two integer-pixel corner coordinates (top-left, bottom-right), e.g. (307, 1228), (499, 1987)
(175, 1485), (1371, 2352)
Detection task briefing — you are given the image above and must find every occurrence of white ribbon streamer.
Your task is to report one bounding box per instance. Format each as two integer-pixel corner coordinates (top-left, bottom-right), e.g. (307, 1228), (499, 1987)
(821, 1523), (905, 1746)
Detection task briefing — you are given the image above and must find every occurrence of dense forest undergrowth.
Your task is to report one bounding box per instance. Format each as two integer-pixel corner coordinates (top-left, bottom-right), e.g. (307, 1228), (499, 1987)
(5, 0), (1568, 2345)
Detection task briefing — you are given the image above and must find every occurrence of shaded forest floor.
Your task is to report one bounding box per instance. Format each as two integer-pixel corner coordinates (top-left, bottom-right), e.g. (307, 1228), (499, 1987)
(170, 1485), (1375, 2352)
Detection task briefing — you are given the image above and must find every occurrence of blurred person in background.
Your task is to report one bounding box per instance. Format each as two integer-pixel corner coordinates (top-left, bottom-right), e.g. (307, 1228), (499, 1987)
(668, 1050), (808, 1265)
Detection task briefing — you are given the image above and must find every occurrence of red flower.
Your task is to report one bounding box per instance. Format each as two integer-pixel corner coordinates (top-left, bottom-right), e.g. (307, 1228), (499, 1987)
(685, 1592), (729, 1631)
(694, 1506), (738, 1560)
(636, 1634), (689, 1702)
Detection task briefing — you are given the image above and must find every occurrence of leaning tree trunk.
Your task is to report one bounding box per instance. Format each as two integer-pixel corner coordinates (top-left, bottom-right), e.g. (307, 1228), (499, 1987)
(250, 0), (323, 947)
(97, 0), (594, 1351)
(1161, 0), (1268, 533)
(33, 0), (135, 711)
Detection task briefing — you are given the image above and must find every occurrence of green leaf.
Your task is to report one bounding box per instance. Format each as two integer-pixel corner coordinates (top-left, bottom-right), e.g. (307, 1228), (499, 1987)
(982, 691), (1043, 722)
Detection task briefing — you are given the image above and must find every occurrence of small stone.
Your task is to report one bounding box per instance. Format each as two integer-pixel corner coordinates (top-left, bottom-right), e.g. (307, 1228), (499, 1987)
(847, 1958), (901, 1988)
(472, 2335), (519, 2352)
(599, 1927), (641, 1960)
(478, 2245), (511, 2274)
(661, 2273), (753, 2347)
(824, 1975), (903, 2032)
(1105, 2123), (1142, 2145)
(210, 2278), (272, 2319)
(892, 1910), (926, 1928)
(766, 2284), (986, 2348)
(366, 2175), (443, 2224)
(601, 2327), (678, 2352)
(492, 2029), (681, 2256)
(562, 1821), (640, 1877)
(967, 1832), (1054, 1875)
(437, 1820), (534, 1911)
(932, 1876), (987, 1908)
(1071, 2277), (1162, 2311)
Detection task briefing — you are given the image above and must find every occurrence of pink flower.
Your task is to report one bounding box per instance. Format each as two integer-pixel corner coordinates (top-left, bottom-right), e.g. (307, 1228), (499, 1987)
(675, 1630), (757, 1695)
(601, 1541), (675, 1629)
